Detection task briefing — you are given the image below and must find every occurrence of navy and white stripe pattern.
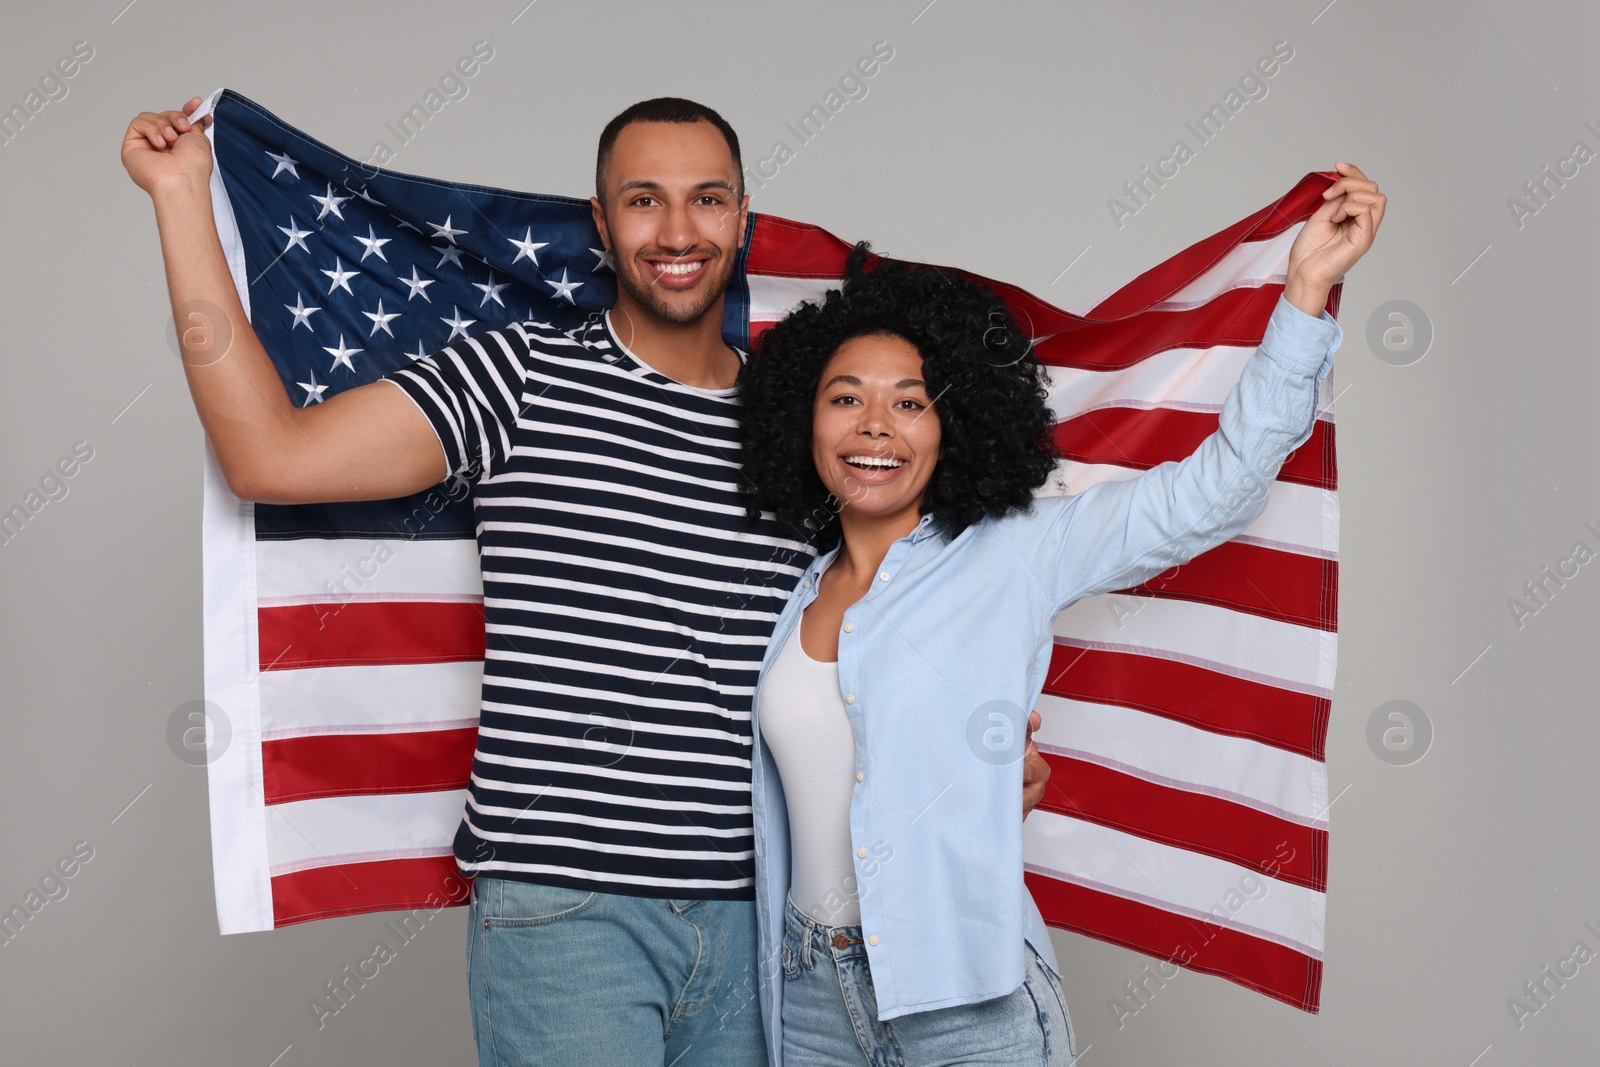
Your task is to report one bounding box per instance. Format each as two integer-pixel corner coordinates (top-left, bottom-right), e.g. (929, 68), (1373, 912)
(384, 310), (816, 898)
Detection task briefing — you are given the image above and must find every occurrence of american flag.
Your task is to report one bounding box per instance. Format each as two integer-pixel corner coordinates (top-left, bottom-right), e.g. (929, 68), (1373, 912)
(191, 88), (1340, 1012)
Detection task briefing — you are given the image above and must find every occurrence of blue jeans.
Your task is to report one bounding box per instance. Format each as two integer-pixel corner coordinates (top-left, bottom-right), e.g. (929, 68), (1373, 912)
(779, 897), (1078, 1066)
(466, 876), (768, 1066)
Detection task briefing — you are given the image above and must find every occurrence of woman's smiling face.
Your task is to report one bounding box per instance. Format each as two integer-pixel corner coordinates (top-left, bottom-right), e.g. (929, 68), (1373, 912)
(810, 332), (942, 524)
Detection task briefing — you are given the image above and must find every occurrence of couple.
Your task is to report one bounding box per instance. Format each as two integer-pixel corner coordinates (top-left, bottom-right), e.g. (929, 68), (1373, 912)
(123, 94), (1382, 1066)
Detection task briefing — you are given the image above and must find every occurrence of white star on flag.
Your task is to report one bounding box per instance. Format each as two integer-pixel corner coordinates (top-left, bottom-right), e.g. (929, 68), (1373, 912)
(296, 368), (328, 406)
(323, 334), (363, 373)
(435, 244), (465, 270)
(265, 149), (300, 180)
(321, 258), (360, 296)
(590, 247), (615, 272)
(474, 271), (509, 308)
(508, 228), (549, 266)
(285, 293), (320, 330)
(441, 306), (476, 342)
(407, 340), (430, 361)
(354, 225), (392, 263)
(310, 183), (350, 222)
(401, 266), (435, 302)
(546, 268), (584, 304)
(362, 299), (400, 338)
(427, 215), (467, 243)
(278, 217), (312, 255)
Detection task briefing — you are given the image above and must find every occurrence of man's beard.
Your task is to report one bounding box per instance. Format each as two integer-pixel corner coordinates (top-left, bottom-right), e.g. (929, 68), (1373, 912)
(615, 249), (736, 325)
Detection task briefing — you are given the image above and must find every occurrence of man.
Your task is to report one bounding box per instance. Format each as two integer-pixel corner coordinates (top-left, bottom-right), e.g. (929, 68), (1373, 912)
(122, 95), (1054, 1066)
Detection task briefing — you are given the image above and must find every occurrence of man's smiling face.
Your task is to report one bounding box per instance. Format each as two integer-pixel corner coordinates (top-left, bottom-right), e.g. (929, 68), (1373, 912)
(591, 118), (748, 327)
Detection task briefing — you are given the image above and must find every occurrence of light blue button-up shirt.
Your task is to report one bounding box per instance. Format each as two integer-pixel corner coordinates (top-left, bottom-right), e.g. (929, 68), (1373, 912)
(749, 294), (1343, 1065)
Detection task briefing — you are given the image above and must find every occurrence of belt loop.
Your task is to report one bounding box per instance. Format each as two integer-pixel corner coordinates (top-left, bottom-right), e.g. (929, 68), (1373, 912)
(798, 909), (816, 971)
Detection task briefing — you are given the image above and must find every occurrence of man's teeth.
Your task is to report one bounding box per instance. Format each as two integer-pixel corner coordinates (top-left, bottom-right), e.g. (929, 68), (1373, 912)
(846, 456), (905, 469)
(656, 261), (704, 275)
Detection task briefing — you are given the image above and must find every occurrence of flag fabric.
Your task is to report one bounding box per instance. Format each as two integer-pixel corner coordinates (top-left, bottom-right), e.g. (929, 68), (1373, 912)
(189, 87), (1341, 1012)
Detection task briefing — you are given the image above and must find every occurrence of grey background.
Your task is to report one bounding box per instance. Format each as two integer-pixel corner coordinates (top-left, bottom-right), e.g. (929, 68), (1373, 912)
(1, 0), (1595, 1063)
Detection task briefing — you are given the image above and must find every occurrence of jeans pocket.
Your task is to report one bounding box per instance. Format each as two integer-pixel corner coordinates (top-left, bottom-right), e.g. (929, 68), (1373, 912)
(479, 877), (599, 928)
(1029, 950), (1077, 1061)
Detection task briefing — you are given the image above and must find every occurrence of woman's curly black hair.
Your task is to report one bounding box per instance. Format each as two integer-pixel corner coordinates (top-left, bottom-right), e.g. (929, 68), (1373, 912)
(737, 241), (1058, 545)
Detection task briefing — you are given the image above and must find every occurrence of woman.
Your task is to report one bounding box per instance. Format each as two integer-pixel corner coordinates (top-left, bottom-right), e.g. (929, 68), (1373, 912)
(736, 166), (1383, 1065)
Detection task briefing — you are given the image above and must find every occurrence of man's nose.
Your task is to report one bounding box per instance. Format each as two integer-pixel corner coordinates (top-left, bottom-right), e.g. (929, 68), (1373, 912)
(656, 200), (696, 254)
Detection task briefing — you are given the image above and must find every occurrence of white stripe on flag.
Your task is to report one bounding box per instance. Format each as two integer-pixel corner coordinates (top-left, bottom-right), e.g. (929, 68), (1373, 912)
(1022, 807), (1325, 956)
(1032, 693), (1329, 826)
(747, 274), (839, 323)
(266, 789), (467, 875)
(1040, 338), (1334, 426)
(259, 661), (483, 738)
(1154, 225), (1301, 311)
(256, 537), (482, 602)
(1040, 460), (1338, 560)
(1052, 595), (1337, 697)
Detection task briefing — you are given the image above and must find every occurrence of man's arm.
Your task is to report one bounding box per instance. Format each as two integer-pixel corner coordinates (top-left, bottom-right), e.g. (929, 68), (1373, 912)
(123, 99), (446, 504)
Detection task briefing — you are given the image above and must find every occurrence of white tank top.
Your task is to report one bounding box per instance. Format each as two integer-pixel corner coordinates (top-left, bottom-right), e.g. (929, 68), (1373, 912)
(758, 623), (861, 926)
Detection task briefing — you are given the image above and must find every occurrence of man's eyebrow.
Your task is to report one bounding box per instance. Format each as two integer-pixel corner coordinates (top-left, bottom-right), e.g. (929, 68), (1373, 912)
(615, 179), (738, 195)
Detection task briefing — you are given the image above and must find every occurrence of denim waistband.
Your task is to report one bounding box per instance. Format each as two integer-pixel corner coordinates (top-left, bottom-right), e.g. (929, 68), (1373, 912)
(783, 894), (869, 966)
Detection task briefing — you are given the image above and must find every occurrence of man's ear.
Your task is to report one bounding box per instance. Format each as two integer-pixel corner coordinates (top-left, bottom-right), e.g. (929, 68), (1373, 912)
(589, 196), (610, 250)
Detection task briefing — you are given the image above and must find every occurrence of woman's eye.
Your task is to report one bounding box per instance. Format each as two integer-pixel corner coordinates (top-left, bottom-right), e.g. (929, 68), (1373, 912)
(896, 399), (925, 410)
(831, 395), (859, 406)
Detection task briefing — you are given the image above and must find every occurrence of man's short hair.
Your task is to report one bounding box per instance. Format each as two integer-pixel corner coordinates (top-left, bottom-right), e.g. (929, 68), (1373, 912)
(595, 97), (743, 200)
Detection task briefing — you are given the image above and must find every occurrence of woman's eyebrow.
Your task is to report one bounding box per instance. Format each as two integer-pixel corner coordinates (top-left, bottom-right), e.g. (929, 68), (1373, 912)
(820, 375), (928, 389)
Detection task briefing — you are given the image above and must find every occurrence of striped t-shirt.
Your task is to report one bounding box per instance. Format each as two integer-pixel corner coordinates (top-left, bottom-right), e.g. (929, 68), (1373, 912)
(381, 310), (816, 899)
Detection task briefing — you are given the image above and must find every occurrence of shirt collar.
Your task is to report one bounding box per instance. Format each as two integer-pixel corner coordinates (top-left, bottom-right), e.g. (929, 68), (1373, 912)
(910, 512), (945, 543)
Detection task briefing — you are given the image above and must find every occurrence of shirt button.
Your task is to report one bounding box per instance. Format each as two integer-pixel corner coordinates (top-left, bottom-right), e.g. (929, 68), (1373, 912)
(843, 622), (854, 633)
(845, 694), (855, 704)
(868, 935), (879, 946)
(878, 572), (890, 582)
(855, 772), (864, 782)
(858, 847), (869, 858)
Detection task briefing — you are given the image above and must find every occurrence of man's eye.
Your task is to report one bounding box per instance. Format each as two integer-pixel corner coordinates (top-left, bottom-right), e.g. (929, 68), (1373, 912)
(631, 196), (656, 207)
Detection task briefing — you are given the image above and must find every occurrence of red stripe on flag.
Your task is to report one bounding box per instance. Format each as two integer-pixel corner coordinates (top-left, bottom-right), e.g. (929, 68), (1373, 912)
(258, 601), (487, 670)
(745, 214), (856, 279)
(1046, 645), (1330, 761)
(748, 173), (1343, 361)
(1081, 171), (1336, 321)
(1026, 870), (1322, 1011)
(271, 855), (472, 927)
(1028, 284), (1290, 371)
(1052, 408), (1335, 491)
(262, 728), (476, 805)
(1038, 753), (1326, 892)
(1111, 540), (1337, 631)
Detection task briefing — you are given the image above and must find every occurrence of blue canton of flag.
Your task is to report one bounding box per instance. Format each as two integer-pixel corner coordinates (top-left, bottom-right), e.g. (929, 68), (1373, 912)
(213, 90), (622, 412)
(202, 88), (751, 536)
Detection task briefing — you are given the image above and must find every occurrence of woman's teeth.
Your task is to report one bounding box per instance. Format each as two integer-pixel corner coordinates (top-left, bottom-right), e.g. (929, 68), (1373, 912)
(846, 456), (905, 469)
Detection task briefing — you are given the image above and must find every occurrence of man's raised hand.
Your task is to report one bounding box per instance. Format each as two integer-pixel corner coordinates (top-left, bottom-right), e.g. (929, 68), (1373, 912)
(121, 97), (212, 196)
